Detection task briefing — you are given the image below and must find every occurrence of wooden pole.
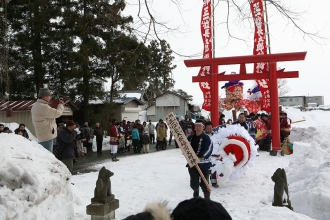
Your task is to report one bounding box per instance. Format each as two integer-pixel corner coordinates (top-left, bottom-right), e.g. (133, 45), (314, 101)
(292, 120), (306, 124)
(264, 0), (272, 54)
(232, 109), (237, 121)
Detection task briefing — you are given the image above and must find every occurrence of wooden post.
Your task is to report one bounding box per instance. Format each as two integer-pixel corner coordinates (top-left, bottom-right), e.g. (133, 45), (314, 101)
(292, 119), (306, 124)
(232, 109), (237, 121)
(279, 106), (283, 113)
(165, 112), (211, 192)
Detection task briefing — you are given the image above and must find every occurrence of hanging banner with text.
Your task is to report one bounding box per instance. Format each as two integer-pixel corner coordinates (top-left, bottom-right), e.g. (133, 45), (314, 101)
(250, 0), (271, 112)
(198, 0), (213, 111)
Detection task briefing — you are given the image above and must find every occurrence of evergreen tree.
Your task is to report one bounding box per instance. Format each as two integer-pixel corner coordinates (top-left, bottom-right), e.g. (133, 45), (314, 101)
(173, 89), (193, 102)
(104, 33), (152, 95)
(68, 0), (133, 120)
(146, 39), (176, 105)
(5, 0), (62, 95)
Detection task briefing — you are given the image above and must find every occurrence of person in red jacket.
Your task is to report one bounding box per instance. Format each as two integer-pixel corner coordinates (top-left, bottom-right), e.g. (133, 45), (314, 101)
(280, 112), (292, 143)
(259, 113), (272, 151)
(109, 120), (120, 162)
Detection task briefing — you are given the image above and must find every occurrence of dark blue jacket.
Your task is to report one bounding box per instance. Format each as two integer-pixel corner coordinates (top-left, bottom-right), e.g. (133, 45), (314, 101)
(187, 132), (213, 168)
(57, 127), (77, 160)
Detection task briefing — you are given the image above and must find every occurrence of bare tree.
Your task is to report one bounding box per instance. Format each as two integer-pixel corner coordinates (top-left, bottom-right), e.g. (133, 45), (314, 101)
(132, 0), (327, 53)
(278, 79), (290, 97)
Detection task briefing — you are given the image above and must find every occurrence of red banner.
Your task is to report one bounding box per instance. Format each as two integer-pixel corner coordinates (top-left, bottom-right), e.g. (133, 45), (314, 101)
(250, 0), (271, 112)
(198, 0), (213, 111)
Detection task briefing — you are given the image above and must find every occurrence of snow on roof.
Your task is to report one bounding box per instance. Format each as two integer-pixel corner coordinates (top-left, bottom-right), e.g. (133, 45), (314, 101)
(89, 99), (105, 104)
(120, 93), (142, 99)
(113, 97), (144, 105)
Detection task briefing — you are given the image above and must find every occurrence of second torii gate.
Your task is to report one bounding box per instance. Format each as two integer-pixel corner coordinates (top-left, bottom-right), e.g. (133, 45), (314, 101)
(184, 52), (307, 151)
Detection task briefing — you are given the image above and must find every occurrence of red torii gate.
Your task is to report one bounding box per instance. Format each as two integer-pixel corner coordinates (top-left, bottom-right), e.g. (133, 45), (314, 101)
(184, 52), (307, 151)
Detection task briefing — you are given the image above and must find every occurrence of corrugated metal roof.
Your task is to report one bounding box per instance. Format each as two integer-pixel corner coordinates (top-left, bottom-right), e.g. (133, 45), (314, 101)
(0, 100), (35, 111)
(0, 99), (79, 111)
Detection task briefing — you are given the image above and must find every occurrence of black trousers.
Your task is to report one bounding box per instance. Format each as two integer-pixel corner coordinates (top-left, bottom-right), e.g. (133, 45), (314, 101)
(280, 134), (288, 143)
(149, 133), (155, 143)
(96, 139), (103, 153)
(188, 166), (210, 192)
(133, 139), (140, 153)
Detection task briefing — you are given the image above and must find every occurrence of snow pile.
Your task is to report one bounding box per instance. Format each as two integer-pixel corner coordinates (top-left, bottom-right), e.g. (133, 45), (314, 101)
(0, 134), (74, 220)
(285, 129), (330, 219)
(251, 206), (315, 220)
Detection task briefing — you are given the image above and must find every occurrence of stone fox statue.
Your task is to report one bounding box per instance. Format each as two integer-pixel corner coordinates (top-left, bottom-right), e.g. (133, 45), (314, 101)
(94, 166), (114, 198)
(271, 168), (292, 210)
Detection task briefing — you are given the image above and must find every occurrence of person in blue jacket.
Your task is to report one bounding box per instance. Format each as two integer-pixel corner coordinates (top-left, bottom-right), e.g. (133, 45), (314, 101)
(187, 119), (213, 199)
(131, 124), (140, 153)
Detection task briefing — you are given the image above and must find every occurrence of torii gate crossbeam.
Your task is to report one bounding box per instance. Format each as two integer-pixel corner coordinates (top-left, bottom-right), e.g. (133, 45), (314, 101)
(184, 52), (307, 151)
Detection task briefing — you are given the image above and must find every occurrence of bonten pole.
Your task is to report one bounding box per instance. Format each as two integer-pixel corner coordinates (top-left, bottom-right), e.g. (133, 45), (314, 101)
(164, 112), (211, 192)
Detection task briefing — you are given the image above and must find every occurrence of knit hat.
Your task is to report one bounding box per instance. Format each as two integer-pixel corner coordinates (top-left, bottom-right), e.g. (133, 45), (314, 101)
(66, 120), (76, 127)
(38, 88), (51, 97)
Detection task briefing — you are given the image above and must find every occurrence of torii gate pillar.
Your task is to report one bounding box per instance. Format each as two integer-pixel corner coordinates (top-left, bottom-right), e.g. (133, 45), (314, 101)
(184, 52), (307, 152)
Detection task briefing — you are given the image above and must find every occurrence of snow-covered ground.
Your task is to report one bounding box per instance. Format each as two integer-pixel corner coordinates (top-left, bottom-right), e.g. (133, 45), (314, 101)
(1, 107), (330, 219)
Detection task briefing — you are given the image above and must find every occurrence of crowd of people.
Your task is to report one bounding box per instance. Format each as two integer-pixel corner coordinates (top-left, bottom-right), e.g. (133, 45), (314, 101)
(0, 123), (30, 138)
(2, 88), (292, 180)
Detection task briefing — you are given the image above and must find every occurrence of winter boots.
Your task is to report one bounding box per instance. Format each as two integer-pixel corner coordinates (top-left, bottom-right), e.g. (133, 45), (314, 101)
(193, 189), (211, 199)
(112, 153), (119, 162)
(203, 191), (210, 200)
(193, 189), (199, 198)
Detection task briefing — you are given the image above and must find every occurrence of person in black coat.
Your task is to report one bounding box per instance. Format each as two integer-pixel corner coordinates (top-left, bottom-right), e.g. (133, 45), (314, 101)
(57, 120), (77, 173)
(94, 122), (104, 154)
(14, 124), (29, 139)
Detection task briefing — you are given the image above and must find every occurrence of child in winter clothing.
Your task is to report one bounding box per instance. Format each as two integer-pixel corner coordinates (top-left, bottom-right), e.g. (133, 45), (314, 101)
(131, 125), (140, 153)
(141, 130), (151, 153)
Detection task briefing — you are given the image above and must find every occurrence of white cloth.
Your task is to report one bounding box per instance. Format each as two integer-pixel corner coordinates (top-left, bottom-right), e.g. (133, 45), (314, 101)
(110, 144), (118, 154)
